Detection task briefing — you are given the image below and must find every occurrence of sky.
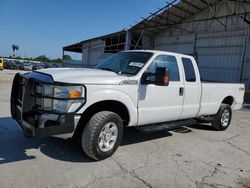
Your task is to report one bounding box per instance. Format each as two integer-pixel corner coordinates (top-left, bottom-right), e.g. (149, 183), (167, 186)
(0, 0), (166, 59)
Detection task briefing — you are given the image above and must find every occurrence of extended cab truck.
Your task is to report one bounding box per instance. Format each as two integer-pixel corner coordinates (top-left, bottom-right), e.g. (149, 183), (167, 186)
(11, 50), (245, 160)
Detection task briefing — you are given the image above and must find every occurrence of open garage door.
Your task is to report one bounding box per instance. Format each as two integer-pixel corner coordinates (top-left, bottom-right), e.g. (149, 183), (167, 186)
(195, 30), (246, 83)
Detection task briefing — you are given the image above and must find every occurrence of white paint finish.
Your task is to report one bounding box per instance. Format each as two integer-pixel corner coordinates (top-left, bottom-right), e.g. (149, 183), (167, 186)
(35, 50), (244, 139)
(77, 84), (138, 127)
(199, 83), (245, 116)
(178, 55), (202, 119)
(138, 82), (184, 125)
(37, 68), (127, 85)
(137, 51), (185, 125)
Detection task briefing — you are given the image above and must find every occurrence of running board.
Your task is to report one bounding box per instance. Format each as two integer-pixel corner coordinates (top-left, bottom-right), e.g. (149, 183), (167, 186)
(137, 119), (197, 133)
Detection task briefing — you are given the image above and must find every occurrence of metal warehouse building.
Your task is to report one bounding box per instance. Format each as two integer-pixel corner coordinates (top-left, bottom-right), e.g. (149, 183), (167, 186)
(63, 0), (250, 88)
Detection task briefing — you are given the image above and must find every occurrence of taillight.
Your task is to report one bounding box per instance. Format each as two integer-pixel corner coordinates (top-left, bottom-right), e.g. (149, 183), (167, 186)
(239, 87), (245, 92)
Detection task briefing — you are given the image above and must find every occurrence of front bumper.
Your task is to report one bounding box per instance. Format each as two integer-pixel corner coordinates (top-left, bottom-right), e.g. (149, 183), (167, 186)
(16, 112), (75, 138)
(11, 72), (85, 138)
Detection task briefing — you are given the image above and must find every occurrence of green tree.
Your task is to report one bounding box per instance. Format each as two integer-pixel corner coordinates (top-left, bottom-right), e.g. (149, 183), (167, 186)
(63, 55), (72, 60)
(35, 55), (50, 62)
(12, 44), (19, 57)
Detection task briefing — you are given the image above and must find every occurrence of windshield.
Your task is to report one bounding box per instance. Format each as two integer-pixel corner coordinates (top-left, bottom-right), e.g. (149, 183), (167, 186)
(95, 52), (153, 76)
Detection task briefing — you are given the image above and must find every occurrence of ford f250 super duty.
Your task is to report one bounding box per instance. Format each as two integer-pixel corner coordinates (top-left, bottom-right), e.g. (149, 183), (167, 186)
(11, 50), (245, 160)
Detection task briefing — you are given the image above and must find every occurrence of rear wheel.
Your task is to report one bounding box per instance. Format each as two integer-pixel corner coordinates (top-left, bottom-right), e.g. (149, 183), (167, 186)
(212, 104), (232, 131)
(81, 111), (123, 161)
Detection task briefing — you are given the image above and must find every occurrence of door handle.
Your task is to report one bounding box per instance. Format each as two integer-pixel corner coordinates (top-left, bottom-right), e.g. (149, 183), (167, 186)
(179, 87), (184, 96)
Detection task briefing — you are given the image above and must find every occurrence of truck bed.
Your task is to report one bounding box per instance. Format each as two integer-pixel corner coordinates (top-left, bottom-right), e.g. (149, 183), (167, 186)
(198, 82), (245, 116)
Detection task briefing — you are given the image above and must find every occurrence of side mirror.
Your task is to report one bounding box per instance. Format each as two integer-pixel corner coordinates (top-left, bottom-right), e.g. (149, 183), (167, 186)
(155, 67), (169, 86)
(141, 67), (169, 86)
(141, 72), (152, 85)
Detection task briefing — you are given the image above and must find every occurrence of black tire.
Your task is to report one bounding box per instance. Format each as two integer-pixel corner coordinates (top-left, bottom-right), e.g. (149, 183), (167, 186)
(81, 111), (123, 161)
(212, 104), (232, 131)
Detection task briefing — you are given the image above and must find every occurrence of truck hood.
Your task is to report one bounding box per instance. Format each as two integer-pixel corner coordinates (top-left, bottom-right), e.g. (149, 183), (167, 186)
(36, 68), (129, 85)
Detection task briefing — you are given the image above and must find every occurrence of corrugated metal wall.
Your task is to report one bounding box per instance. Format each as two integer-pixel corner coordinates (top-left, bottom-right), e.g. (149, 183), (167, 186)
(243, 34), (250, 88)
(196, 30), (246, 82)
(82, 40), (115, 68)
(154, 34), (195, 55)
(151, 1), (250, 86)
(153, 29), (248, 83)
(82, 40), (107, 67)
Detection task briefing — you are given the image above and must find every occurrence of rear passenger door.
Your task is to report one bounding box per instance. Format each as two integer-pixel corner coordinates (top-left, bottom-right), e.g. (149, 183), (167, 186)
(180, 57), (201, 119)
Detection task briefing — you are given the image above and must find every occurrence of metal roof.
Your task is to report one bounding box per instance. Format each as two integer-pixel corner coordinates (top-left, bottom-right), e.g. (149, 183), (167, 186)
(63, 0), (250, 52)
(131, 0), (250, 35)
(63, 30), (127, 53)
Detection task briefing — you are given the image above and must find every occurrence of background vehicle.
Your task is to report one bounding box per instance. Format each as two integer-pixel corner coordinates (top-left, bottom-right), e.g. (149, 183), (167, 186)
(21, 62), (33, 71)
(13, 61), (23, 70)
(0, 58), (3, 70)
(43, 62), (51, 69)
(32, 63), (44, 70)
(4, 60), (18, 70)
(3, 60), (10, 69)
(11, 50), (245, 161)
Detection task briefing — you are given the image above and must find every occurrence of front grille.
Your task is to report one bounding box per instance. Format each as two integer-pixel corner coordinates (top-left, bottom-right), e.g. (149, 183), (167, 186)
(17, 76), (25, 104)
(11, 72), (84, 137)
(11, 73), (51, 128)
(11, 73), (25, 121)
(11, 72), (86, 127)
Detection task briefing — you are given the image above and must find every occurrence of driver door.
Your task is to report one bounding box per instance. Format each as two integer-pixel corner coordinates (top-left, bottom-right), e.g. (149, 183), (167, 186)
(138, 55), (184, 125)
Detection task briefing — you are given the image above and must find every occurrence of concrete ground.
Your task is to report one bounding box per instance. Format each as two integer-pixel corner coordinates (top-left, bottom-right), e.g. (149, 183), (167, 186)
(0, 69), (250, 188)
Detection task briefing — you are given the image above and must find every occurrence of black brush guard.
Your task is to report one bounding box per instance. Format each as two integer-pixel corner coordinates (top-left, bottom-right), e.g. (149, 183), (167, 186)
(11, 72), (86, 138)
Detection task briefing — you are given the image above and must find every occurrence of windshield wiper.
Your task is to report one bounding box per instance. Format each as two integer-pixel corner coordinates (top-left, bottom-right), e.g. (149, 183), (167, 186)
(99, 67), (116, 73)
(119, 71), (135, 75)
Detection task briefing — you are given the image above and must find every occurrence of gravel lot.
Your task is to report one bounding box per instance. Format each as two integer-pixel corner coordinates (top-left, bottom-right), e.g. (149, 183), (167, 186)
(0, 69), (250, 188)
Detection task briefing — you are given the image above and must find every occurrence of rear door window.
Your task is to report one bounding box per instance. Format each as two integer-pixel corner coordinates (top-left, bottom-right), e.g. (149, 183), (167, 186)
(181, 58), (196, 82)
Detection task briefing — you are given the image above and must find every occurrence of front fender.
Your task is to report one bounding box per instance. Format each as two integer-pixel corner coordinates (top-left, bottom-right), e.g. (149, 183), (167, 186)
(78, 88), (138, 126)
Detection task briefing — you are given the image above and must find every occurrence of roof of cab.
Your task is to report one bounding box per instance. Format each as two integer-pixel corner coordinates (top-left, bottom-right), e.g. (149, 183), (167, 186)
(123, 50), (194, 58)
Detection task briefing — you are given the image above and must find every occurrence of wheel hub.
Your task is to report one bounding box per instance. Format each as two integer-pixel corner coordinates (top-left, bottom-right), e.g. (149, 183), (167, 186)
(105, 131), (112, 140)
(98, 122), (118, 152)
(221, 109), (230, 127)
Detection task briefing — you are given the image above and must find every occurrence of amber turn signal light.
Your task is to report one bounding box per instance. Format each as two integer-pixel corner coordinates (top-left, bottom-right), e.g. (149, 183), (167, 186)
(69, 91), (81, 98)
(163, 75), (169, 86)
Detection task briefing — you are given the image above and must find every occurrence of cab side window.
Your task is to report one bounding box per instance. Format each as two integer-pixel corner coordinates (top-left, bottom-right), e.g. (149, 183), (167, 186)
(146, 55), (180, 82)
(181, 57), (196, 82)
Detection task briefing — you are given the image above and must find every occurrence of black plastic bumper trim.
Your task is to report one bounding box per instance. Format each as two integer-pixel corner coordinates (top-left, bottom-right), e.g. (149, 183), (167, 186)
(18, 114), (75, 138)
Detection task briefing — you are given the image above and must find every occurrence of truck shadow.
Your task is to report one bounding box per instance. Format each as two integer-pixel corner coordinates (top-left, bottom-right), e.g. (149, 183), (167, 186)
(188, 123), (216, 131)
(0, 117), (183, 164)
(121, 127), (173, 145)
(0, 117), (92, 164)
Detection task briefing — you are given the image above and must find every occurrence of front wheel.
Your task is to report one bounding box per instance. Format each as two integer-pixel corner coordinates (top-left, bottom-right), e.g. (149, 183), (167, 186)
(81, 111), (123, 161)
(212, 104), (232, 131)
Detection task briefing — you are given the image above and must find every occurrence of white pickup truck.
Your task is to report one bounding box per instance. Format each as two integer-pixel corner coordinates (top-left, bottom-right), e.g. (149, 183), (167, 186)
(11, 50), (245, 160)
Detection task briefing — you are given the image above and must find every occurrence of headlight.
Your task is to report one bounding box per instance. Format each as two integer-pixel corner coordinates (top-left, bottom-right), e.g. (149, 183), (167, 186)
(53, 86), (84, 112)
(36, 84), (85, 113)
(54, 86), (82, 99)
